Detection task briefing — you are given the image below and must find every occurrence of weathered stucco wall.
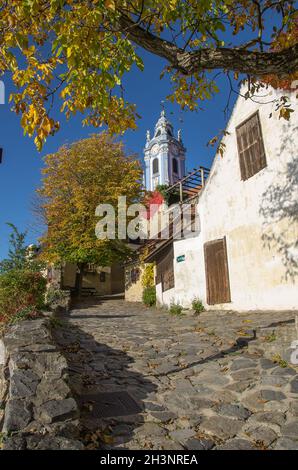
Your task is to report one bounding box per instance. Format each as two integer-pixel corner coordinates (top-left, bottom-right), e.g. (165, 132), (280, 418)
(62, 263), (124, 296)
(156, 86), (298, 311)
(62, 263), (112, 295)
(125, 264), (144, 302)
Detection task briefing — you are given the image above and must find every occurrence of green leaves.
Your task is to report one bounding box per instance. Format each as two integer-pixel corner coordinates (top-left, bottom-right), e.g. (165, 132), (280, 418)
(0, 0), (296, 149)
(0, 223), (28, 273)
(38, 132), (142, 267)
(0, 223), (46, 326)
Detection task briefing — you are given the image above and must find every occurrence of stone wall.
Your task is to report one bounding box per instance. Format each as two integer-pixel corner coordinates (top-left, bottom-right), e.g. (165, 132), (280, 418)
(0, 343), (6, 430)
(0, 318), (83, 450)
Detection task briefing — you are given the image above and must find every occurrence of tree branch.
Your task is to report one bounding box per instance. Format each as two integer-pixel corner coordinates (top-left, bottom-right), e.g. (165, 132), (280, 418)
(119, 14), (298, 78)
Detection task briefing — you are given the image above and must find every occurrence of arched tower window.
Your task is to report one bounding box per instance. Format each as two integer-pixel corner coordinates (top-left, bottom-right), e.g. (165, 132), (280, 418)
(173, 158), (178, 174)
(152, 158), (159, 174)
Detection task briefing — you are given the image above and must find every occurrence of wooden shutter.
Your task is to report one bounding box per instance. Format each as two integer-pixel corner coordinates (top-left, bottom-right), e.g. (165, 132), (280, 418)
(236, 111), (266, 181)
(204, 237), (231, 305)
(155, 244), (174, 292)
(155, 264), (162, 285)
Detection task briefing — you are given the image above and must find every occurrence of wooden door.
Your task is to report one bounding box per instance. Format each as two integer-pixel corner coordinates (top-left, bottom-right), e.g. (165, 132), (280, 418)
(204, 237), (231, 305)
(156, 244), (175, 292)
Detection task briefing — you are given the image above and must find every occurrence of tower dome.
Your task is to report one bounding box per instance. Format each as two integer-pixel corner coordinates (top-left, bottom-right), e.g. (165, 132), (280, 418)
(144, 110), (186, 191)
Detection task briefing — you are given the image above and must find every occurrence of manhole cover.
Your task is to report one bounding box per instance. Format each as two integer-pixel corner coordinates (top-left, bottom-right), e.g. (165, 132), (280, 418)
(80, 391), (142, 418)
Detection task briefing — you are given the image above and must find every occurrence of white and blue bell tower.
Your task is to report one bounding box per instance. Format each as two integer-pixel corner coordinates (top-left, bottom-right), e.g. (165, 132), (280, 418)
(144, 109), (186, 191)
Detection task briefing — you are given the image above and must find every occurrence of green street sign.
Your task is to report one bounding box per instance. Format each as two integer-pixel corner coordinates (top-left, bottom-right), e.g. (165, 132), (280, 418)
(176, 255), (185, 263)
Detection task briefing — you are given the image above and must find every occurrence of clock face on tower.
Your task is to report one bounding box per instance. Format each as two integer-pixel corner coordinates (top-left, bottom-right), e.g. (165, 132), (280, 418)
(151, 144), (159, 156)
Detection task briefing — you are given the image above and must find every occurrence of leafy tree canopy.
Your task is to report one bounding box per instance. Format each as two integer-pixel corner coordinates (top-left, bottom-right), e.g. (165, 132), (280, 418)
(0, 0), (297, 149)
(0, 223), (42, 273)
(0, 223), (28, 272)
(37, 132), (142, 267)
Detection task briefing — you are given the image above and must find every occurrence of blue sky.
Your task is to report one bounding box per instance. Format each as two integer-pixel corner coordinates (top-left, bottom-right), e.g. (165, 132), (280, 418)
(0, 49), (238, 260)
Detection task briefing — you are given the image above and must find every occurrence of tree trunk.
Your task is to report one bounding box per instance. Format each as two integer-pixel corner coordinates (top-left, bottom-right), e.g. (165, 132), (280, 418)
(75, 262), (86, 298)
(119, 14), (298, 78)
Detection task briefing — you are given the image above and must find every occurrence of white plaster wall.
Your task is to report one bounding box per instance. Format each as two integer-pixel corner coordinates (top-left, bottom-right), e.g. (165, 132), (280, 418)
(156, 236), (205, 308)
(156, 86), (298, 311)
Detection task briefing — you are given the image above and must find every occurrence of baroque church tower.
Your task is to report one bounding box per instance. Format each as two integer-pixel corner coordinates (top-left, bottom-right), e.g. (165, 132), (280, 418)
(144, 110), (186, 191)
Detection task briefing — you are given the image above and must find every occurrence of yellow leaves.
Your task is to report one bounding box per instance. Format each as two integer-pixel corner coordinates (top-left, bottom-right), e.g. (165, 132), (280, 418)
(207, 128), (230, 157)
(61, 86), (71, 100)
(168, 0), (178, 10)
(23, 45), (36, 58)
(38, 132), (142, 266)
(189, 38), (201, 48)
(4, 32), (16, 48)
(41, 116), (53, 135)
(141, 263), (155, 288)
(0, 0), (296, 149)
(84, 429), (114, 449)
(102, 58), (111, 70)
(104, 0), (116, 11)
(98, 31), (105, 40)
(167, 71), (219, 111)
(34, 136), (43, 152)
(279, 106), (294, 121)
(28, 104), (38, 122)
(15, 32), (29, 50)
(7, 13), (16, 28)
(17, 95), (59, 147)
(82, 95), (138, 135)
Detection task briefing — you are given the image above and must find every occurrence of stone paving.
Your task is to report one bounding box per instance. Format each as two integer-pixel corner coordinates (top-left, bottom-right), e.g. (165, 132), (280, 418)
(54, 299), (298, 450)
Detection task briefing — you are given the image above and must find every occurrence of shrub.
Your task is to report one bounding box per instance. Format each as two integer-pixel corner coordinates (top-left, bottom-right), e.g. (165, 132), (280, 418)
(0, 224), (47, 327)
(192, 297), (205, 315)
(0, 269), (46, 325)
(141, 263), (155, 288)
(9, 305), (40, 325)
(142, 286), (156, 307)
(169, 302), (183, 316)
(45, 286), (69, 307)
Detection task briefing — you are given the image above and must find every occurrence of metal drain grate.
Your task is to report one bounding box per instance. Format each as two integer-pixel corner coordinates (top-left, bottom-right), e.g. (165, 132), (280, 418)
(80, 391), (142, 418)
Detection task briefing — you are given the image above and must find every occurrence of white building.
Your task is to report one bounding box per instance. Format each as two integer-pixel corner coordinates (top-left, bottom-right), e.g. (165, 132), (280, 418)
(145, 86), (298, 311)
(144, 110), (186, 190)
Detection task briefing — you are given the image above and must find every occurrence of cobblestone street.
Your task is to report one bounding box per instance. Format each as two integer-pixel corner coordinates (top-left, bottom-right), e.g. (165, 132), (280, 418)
(54, 299), (298, 450)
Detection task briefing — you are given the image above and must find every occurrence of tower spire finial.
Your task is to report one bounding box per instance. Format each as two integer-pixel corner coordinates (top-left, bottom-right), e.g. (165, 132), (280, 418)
(161, 100), (165, 117)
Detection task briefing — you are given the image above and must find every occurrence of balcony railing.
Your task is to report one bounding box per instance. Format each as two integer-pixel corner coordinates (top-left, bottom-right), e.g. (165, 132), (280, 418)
(164, 166), (210, 203)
